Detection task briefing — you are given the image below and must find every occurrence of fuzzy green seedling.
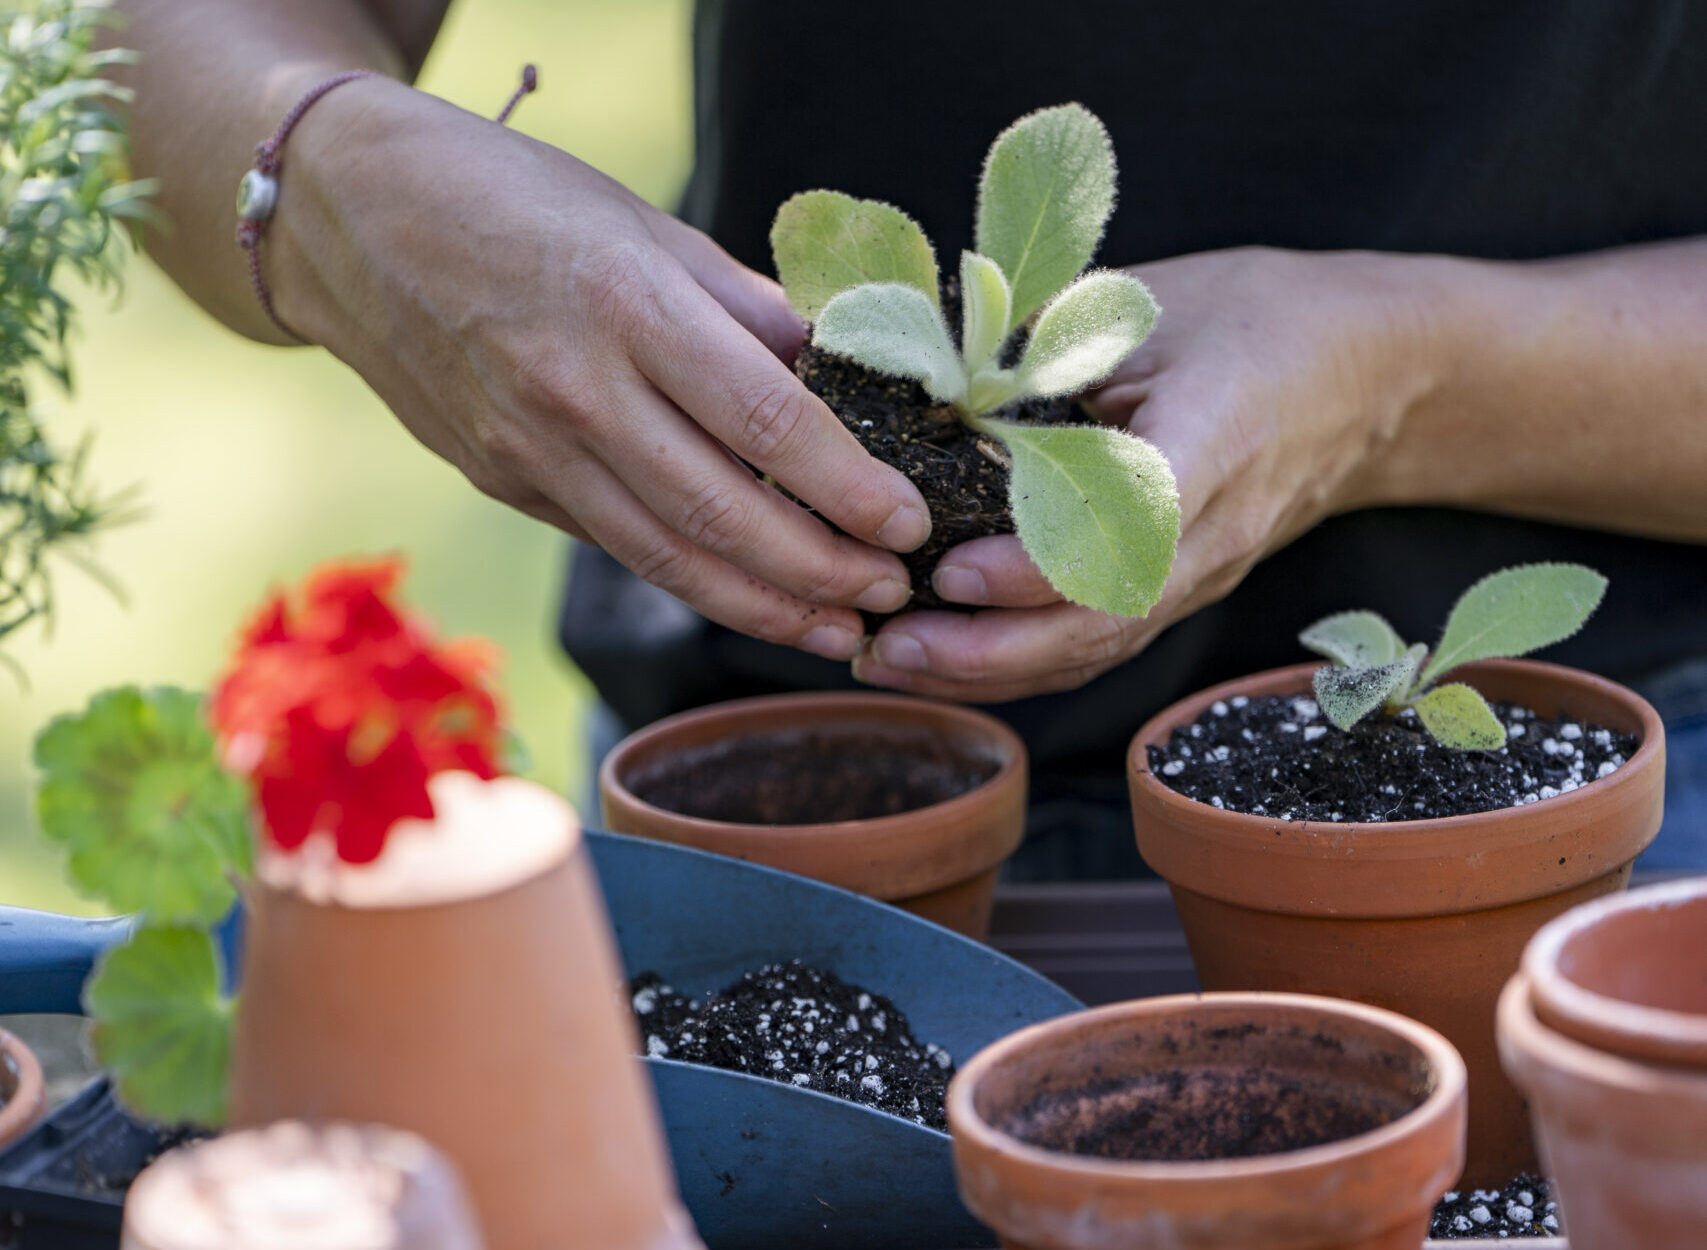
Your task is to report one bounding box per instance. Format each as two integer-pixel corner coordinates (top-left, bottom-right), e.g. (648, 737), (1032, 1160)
(770, 104), (1178, 618)
(1300, 564), (1609, 750)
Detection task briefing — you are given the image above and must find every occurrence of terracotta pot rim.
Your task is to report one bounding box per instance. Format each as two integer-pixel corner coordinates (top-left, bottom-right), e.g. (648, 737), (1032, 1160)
(1129, 658), (1662, 844)
(1522, 879), (1707, 1066)
(1498, 972), (1707, 1101)
(948, 991), (1467, 1183)
(0, 1027), (46, 1152)
(600, 691), (1027, 839)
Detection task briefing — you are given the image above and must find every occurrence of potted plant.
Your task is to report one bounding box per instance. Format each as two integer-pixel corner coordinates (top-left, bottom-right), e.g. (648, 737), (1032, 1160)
(119, 1121), (485, 1250)
(770, 101), (1180, 616)
(29, 558), (704, 1250)
(1497, 878), (1707, 1246)
(599, 691), (1026, 938)
(1126, 563), (1666, 1186)
(946, 991), (1467, 1250)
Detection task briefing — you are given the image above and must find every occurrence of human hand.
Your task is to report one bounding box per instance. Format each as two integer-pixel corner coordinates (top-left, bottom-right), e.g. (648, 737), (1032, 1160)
(269, 78), (930, 662)
(854, 246), (1433, 702)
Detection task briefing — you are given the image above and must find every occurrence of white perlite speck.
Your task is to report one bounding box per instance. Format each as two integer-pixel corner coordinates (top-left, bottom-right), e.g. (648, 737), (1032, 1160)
(632, 987), (659, 1015)
(646, 1035), (670, 1058)
(1161, 759), (1186, 776)
(1506, 1203), (1533, 1224)
(1230, 695), (1249, 709)
(1303, 725), (1328, 742)
(1561, 723), (1582, 740)
(1211, 700), (1229, 716)
(1469, 1205), (1492, 1225)
(860, 1074), (885, 1096)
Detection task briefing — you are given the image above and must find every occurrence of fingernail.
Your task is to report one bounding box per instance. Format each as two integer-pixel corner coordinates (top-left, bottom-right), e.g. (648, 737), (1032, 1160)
(876, 504), (931, 552)
(875, 634), (928, 672)
(933, 565), (987, 605)
(856, 578), (911, 613)
(800, 624), (862, 662)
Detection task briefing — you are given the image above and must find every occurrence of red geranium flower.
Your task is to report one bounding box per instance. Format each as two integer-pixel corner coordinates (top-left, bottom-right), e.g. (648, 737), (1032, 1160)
(209, 557), (503, 864)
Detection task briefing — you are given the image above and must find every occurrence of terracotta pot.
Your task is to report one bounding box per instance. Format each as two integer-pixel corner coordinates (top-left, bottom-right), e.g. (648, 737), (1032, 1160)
(1522, 876), (1707, 1067)
(948, 991), (1467, 1250)
(121, 1121), (485, 1250)
(0, 1026), (45, 1152)
(1498, 972), (1707, 1249)
(227, 772), (702, 1250)
(600, 692), (1027, 939)
(1127, 659), (1665, 1185)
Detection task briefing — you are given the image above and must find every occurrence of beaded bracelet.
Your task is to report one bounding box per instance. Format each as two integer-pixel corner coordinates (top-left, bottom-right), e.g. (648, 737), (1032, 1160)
(235, 65), (538, 342)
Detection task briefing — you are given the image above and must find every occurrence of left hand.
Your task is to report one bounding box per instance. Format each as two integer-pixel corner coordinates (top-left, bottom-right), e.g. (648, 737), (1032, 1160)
(853, 246), (1437, 702)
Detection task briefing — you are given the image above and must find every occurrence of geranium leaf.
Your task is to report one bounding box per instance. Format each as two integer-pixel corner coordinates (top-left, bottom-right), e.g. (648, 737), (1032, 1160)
(959, 250), (1013, 376)
(1014, 270), (1157, 399)
(1413, 683), (1508, 751)
(771, 190), (940, 320)
(1313, 659), (1415, 731)
(815, 283), (968, 404)
(1299, 610), (1407, 668)
(975, 103), (1116, 330)
(1418, 563), (1608, 690)
(979, 420), (1178, 616)
(86, 924), (232, 1127)
(34, 686), (252, 924)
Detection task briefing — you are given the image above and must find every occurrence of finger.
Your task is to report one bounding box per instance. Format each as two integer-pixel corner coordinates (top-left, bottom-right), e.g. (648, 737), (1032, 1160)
(856, 604), (1138, 697)
(631, 277), (933, 554)
(537, 365), (913, 613)
(648, 212), (808, 363)
(545, 449), (870, 662)
(931, 534), (1063, 609)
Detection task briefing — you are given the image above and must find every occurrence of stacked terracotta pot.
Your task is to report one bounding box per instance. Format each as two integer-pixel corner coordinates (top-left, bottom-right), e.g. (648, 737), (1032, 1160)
(0, 1027), (44, 1152)
(1499, 878), (1707, 1248)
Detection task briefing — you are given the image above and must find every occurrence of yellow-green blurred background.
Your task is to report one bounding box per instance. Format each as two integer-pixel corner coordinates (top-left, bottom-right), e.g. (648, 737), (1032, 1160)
(1, 0), (693, 912)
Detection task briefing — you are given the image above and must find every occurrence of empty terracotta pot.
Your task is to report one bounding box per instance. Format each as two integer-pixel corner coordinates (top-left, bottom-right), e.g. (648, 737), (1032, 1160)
(1523, 876), (1707, 1068)
(948, 992), (1467, 1250)
(600, 692), (1027, 939)
(0, 1026), (45, 1152)
(228, 773), (702, 1250)
(1127, 659), (1665, 1185)
(121, 1121), (484, 1250)
(1498, 972), (1707, 1249)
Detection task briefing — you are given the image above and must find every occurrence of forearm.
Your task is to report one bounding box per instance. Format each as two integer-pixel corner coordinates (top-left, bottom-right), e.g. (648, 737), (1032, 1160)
(1354, 238), (1707, 543)
(111, 0), (448, 342)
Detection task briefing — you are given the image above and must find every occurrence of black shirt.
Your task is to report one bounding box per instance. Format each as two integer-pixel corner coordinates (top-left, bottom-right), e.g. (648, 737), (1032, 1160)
(564, 0), (1707, 812)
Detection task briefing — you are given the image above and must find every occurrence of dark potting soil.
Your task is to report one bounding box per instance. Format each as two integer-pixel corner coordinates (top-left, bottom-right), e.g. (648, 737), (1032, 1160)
(1147, 693), (1638, 822)
(630, 961), (953, 1129)
(795, 294), (1075, 616)
(625, 726), (999, 824)
(1431, 1174), (1561, 1239)
(1000, 1067), (1409, 1162)
(75, 1124), (212, 1195)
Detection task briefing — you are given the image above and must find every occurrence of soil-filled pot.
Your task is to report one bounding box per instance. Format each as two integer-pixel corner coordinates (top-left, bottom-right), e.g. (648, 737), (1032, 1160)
(600, 692), (1026, 939)
(121, 1121), (484, 1250)
(948, 992), (1467, 1250)
(1522, 876), (1707, 1067)
(227, 773), (702, 1250)
(1498, 972), (1707, 1249)
(0, 1027), (44, 1153)
(1127, 659), (1665, 1185)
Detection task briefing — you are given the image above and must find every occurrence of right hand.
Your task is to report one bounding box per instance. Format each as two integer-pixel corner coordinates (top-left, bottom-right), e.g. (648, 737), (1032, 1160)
(269, 77), (929, 661)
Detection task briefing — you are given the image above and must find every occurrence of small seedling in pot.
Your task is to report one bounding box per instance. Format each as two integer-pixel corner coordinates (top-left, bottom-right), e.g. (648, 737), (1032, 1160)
(771, 103), (1178, 617)
(1300, 563), (1608, 750)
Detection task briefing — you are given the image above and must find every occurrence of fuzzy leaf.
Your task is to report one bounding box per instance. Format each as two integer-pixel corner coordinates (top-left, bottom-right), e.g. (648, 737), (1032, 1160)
(34, 686), (252, 924)
(980, 420), (1178, 616)
(86, 924), (232, 1127)
(815, 283), (967, 403)
(771, 190), (940, 320)
(975, 103), (1117, 330)
(966, 366), (1021, 414)
(1418, 563), (1608, 690)
(1014, 270), (1157, 400)
(1300, 611), (1407, 669)
(960, 251), (1013, 375)
(1313, 659), (1415, 731)
(1413, 683), (1508, 750)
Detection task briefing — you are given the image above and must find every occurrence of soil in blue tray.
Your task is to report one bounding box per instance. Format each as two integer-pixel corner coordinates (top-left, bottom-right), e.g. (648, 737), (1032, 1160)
(630, 961), (954, 1128)
(626, 727), (999, 825)
(1431, 1174), (1561, 1238)
(1148, 695), (1637, 823)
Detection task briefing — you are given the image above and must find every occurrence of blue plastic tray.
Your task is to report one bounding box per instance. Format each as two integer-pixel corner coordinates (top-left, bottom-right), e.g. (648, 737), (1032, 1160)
(0, 830), (1081, 1248)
